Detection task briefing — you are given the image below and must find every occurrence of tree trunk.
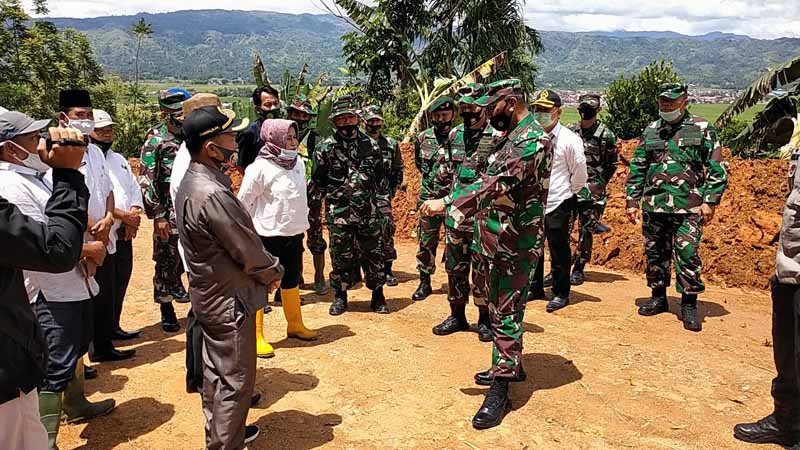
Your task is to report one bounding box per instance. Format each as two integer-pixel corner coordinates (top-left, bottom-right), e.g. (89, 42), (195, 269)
(133, 37), (141, 112)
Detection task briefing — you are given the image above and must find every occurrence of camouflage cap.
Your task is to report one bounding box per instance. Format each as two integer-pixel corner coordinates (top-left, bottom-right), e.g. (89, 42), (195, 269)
(159, 88), (192, 111)
(456, 83), (487, 105)
(286, 94), (316, 116)
(659, 83), (689, 100)
(428, 96), (455, 113)
(475, 79), (523, 107)
(330, 94), (359, 119)
(578, 93), (602, 109)
(361, 105), (384, 122)
(531, 89), (562, 109)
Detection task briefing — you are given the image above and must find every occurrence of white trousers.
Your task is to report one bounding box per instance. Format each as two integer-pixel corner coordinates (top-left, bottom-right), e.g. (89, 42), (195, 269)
(0, 389), (48, 450)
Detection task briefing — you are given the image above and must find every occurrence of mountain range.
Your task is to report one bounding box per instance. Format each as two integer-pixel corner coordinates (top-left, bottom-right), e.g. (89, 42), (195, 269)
(47, 9), (800, 89)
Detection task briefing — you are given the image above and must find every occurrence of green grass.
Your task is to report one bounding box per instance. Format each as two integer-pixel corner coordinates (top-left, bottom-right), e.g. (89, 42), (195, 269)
(560, 103), (765, 129)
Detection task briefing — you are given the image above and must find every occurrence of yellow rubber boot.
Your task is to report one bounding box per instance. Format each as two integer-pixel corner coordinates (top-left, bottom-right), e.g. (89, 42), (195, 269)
(255, 308), (275, 358)
(283, 287), (318, 341)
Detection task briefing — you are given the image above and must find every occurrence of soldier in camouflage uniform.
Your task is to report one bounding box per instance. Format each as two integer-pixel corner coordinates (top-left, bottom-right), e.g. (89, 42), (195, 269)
(413, 97), (457, 301)
(310, 95), (388, 316)
(287, 94), (329, 295)
(570, 94), (618, 285)
(626, 83), (728, 332)
(422, 79), (552, 430)
(362, 105), (404, 286)
(431, 84), (496, 342)
(139, 88), (192, 332)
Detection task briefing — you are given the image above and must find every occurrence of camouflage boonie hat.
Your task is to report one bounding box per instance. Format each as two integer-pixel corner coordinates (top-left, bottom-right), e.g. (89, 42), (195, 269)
(659, 83), (688, 100)
(428, 96), (455, 113)
(330, 95), (359, 119)
(456, 83), (487, 105)
(286, 94), (316, 116)
(578, 94), (601, 109)
(475, 79), (523, 107)
(159, 88), (192, 111)
(361, 105), (384, 121)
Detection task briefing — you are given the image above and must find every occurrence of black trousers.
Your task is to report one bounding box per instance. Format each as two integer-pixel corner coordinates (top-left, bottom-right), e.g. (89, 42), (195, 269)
(114, 239), (134, 330)
(532, 197), (574, 298)
(771, 278), (800, 420)
(260, 234), (303, 289)
(91, 251), (117, 356)
(36, 295), (93, 392)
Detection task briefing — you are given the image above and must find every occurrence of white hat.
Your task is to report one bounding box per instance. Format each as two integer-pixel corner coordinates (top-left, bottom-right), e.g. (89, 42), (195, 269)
(0, 106), (7, 115)
(93, 109), (115, 128)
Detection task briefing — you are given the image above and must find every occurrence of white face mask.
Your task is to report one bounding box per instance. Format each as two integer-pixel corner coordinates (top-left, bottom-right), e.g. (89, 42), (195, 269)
(659, 108), (683, 123)
(68, 118), (95, 136)
(4, 141), (50, 174)
(279, 148), (298, 161)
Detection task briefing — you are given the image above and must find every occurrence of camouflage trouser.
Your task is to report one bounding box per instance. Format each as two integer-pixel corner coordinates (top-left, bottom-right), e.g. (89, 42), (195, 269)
(642, 212), (705, 295)
(328, 219), (385, 292)
(573, 200), (602, 266)
(417, 214), (444, 275)
(380, 204), (398, 263)
(153, 233), (185, 304)
(307, 200), (328, 255)
(488, 252), (539, 379)
(444, 227), (487, 307)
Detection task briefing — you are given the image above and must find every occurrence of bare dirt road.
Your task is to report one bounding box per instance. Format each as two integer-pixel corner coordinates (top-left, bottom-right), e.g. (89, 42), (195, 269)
(59, 219), (779, 450)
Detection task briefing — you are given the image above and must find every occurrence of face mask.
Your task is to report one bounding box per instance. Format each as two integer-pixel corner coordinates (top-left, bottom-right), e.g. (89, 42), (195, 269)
(489, 106), (513, 132)
(210, 143), (239, 171)
(337, 125), (358, 140)
(258, 107), (283, 120)
(294, 120), (310, 135)
(67, 118), (95, 136)
(167, 112), (183, 130)
(94, 140), (113, 154)
(659, 108), (683, 123)
(432, 120), (452, 134)
(366, 124), (382, 135)
(534, 112), (556, 129)
(279, 148), (298, 161)
(461, 111), (483, 128)
(578, 107), (598, 120)
(5, 141), (50, 174)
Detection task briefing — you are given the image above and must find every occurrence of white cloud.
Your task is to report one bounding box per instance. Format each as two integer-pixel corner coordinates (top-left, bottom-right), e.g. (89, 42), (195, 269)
(26, 0), (800, 39)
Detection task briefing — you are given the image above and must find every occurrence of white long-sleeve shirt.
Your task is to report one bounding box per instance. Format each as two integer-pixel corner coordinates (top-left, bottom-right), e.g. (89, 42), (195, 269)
(82, 144), (116, 253)
(545, 122), (588, 214)
(237, 157), (310, 238)
(106, 149), (144, 241)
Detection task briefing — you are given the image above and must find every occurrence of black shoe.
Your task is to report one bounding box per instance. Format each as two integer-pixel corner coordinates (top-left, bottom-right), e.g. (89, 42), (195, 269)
(476, 308), (492, 342)
(263, 304), (272, 314)
(250, 393), (262, 407)
(385, 262), (399, 287)
(734, 414), (800, 446)
(570, 268), (585, 286)
(112, 328), (141, 340)
(681, 302), (702, 332)
(412, 273), (432, 301)
(160, 303), (181, 332)
(543, 273), (553, 288)
(474, 367), (527, 386)
(526, 286), (546, 302)
(329, 291), (348, 316)
(546, 296), (569, 313)
(472, 380), (511, 430)
(84, 365), (98, 380)
(244, 425), (261, 445)
(638, 296), (668, 316)
(432, 315), (470, 335)
(90, 348), (136, 362)
(595, 223), (611, 234)
(171, 285), (189, 303)
(370, 288), (390, 314)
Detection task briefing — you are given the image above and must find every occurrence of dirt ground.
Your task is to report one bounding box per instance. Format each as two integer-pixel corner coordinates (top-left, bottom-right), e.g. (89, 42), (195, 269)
(55, 216), (785, 450)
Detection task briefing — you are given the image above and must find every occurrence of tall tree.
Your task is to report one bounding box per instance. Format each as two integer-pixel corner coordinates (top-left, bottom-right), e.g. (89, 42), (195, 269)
(130, 18), (153, 111)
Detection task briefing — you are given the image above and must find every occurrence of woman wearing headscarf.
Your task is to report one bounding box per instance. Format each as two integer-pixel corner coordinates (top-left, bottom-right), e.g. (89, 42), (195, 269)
(238, 119), (318, 358)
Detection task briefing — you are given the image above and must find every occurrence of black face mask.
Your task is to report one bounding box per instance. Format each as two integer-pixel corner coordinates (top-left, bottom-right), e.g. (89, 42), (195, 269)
(461, 111), (483, 128)
(578, 107), (598, 120)
(211, 143), (239, 171)
(432, 120), (452, 134)
(94, 140), (113, 154)
(294, 120), (310, 136)
(337, 125), (358, 140)
(258, 107), (283, 120)
(366, 124), (382, 135)
(489, 107), (513, 132)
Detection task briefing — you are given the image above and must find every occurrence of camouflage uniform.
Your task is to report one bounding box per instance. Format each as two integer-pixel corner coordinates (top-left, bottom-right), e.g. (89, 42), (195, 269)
(626, 87), (728, 295)
(445, 80), (552, 379)
(310, 101), (385, 293)
(570, 120), (618, 267)
(445, 121), (497, 306)
(415, 100), (457, 275)
(139, 122), (186, 303)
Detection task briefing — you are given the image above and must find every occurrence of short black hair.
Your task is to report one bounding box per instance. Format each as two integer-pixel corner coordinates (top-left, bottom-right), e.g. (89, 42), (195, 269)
(252, 86), (280, 107)
(186, 137), (205, 155)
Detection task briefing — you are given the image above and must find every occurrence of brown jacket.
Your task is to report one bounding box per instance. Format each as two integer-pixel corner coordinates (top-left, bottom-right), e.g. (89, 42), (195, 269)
(176, 161), (283, 328)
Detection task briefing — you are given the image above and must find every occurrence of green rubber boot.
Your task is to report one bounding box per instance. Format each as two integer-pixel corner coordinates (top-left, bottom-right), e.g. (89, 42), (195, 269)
(39, 391), (62, 450)
(62, 359), (116, 424)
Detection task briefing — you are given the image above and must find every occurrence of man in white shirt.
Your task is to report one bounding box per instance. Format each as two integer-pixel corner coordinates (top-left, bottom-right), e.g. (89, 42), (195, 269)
(528, 90), (588, 312)
(91, 110), (144, 341)
(0, 110), (116, 450)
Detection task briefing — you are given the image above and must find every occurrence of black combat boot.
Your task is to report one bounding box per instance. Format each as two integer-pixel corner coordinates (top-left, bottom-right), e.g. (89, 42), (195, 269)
(472, 379), (512, 429)
(432, 303), (470, 335)
(638, 288), (669, 316)
(474, 366), (527, 386)
(570, 263), (585, 286)
(476, 307), (492, 342)
(329, 290), (348, 316)
(681, 294), (702, 331)
(160, 302), (180, 332)
(385, 261), (398, 287)
(527, 284), (546, 302)
(412, 273), (433, 301)
(734, 413), (800, 446)
(370, 287), (390, 314)
(171, 284), (189, 303)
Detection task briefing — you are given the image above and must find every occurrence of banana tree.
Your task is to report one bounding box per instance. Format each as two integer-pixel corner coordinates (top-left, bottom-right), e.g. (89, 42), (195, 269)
(404, 51), (507, 141)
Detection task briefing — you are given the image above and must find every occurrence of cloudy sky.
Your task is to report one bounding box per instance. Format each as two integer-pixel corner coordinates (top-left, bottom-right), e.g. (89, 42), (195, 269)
(29, 0), (800, 39)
